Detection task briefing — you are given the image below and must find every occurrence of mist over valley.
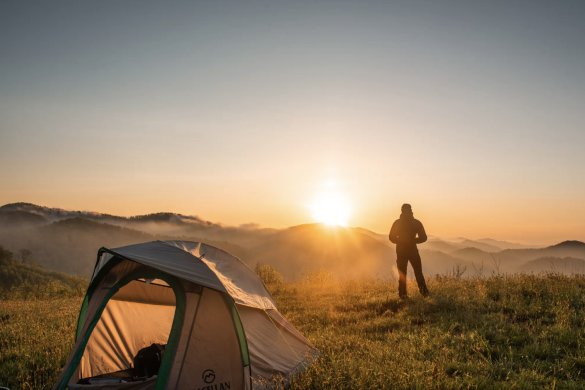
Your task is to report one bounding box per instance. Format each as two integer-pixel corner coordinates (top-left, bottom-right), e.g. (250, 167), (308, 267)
(1, 202), (583, 282)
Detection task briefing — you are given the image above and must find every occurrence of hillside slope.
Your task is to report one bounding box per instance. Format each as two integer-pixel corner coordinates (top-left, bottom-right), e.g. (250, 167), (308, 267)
(0, 210), (47, 230)
(476, 238), (541, 250)
(515, 256), (585, 274)
(0, 246), (85, 292)
(420, 239), (461, 253)
(0, 218), (250, 276)
(249, 223), (394, 279)
(498, 241), (585, 266)
(458, 239), (502, 253)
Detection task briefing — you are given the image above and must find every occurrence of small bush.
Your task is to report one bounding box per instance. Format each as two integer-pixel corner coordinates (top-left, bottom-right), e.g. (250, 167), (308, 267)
(254, 263), (284, 285)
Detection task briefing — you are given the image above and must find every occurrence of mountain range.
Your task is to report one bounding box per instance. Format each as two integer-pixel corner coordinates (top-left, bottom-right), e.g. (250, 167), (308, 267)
(0, 202), (583, 280)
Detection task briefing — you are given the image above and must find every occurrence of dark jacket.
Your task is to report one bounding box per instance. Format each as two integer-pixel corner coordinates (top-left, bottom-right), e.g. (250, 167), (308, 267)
(389, 212), (427, 256)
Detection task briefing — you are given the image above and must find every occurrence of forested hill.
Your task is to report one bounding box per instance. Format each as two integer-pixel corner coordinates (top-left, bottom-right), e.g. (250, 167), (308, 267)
(0, 246), (85, 293)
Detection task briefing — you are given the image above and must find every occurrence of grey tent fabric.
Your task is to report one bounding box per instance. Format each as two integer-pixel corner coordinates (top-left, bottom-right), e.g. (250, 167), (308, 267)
(99, 241), (227, 293)
(54, 241), (317, 390)
(99, 241), (276, 310)
(236, 305), (318, 387)
(164, 241), (277, 309)
(174, 288), (244, 390)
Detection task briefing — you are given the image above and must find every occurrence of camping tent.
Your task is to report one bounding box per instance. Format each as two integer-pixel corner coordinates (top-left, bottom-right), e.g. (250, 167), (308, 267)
(53, 241), (318, 390)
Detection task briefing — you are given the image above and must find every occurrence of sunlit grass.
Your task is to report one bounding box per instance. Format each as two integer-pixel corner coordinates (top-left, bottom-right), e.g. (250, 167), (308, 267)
(0, 298), (81, 390)
(273, 274), (585, 389)
(2, 273), (585, 389)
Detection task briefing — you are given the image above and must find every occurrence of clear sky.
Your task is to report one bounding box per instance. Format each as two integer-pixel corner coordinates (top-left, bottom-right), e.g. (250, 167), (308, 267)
(1, 1), (584, 244)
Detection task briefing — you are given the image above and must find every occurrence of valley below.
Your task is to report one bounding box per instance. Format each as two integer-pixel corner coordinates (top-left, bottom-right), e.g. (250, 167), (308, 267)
(1, 203), (584, 285)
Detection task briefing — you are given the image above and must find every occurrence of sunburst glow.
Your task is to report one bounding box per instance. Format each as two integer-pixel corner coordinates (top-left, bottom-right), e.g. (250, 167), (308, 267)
(310, 192), (351, 226)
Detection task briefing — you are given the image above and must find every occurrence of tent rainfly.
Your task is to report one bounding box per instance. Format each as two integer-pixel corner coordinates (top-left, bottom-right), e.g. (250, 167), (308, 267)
(53, 241), (318, 390)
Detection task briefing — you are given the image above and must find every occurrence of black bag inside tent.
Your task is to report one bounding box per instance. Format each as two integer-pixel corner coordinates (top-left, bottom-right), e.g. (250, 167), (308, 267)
(134, 343), (166, 378)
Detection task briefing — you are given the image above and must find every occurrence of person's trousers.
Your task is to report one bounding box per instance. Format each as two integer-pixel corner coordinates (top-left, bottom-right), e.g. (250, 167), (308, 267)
(396, 253), (429, 298)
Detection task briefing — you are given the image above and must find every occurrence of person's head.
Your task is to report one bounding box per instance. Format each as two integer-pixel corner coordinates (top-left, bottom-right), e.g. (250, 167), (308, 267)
(400, 203), (414, 218)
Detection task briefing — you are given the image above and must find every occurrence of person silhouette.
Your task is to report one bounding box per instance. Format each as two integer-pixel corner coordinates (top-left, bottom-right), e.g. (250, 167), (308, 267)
(389, 204), (429, 299)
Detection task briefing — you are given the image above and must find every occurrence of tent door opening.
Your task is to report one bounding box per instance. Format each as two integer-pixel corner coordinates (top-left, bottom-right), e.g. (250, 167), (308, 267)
(76, 278), (177, 385)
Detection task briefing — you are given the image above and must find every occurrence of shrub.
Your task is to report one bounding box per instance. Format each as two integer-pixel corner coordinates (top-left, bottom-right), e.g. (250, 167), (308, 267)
(254, 263), (284, 285)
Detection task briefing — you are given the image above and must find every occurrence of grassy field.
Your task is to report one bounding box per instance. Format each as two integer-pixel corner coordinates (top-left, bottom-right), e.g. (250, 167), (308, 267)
(0, 298), (80, 389)
(1, 273), (585, 389)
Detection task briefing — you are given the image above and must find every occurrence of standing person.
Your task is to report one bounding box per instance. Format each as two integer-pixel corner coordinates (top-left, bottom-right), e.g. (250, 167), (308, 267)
(389, 204), (429, 299)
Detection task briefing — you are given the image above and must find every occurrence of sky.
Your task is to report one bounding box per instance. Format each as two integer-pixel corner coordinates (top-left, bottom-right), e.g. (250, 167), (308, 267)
(1, 1), (585, 244)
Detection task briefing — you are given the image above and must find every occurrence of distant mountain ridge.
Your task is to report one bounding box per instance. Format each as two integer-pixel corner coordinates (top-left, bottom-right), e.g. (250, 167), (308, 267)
(0, 202), (126, 223)
(0, 202), (277, 247)
(549, 240), (585, 249)
(0, 210), (48, 230)
(420, 238), (540, 254)
(249, 223), (393, 279)
(0, 202), (547, 251)
(514, 256), (585, 274)
(458, 239), (502, 253)
(0, 202), (216, 226)
(476, 238), (541, 250)
(496, 241), (585, 267)
(421, 239), (461, 253)
(0, 202), (582, 279)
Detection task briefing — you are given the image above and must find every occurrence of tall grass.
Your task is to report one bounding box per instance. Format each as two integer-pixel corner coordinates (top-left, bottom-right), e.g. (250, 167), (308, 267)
(0, 298), (81, 389)
(279, 273), (585, 389)
(1, 273), (585, 389)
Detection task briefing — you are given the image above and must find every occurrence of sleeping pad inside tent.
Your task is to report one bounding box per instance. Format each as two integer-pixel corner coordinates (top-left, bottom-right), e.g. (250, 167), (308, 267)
(52, 241), (318, 390)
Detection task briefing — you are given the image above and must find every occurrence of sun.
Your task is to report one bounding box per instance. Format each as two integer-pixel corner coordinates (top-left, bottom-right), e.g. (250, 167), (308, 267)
(310, 192), (351, 227)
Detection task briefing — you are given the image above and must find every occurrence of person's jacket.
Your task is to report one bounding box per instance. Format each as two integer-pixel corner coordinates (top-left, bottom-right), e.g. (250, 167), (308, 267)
(389, 212), (427, 256)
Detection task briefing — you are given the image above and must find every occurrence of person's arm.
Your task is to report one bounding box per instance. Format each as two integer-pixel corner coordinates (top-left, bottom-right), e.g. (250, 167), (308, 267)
(415, 221), (427, 244)
(389, 221), (400, 244)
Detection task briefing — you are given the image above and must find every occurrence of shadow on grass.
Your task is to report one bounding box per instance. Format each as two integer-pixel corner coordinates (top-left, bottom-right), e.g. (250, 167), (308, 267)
(373, 298), (405, 316)
(336, 297), (407, 316)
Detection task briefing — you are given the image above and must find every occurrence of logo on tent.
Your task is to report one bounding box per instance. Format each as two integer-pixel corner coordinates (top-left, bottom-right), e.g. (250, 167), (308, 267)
(202, 369), (215, 383)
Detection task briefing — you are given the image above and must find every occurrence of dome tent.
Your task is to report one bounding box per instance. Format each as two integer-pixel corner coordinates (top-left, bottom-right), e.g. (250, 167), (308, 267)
(53, 241), (317, 390)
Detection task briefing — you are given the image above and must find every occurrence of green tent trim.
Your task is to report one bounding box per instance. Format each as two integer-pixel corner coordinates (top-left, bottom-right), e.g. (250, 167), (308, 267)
(60, 267), (186, 390)
(224, 295), (251, 367)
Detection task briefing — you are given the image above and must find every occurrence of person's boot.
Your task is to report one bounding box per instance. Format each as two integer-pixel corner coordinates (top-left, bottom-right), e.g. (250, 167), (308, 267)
(398, 282), (407, 300)
(419, 283), (429, 298)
